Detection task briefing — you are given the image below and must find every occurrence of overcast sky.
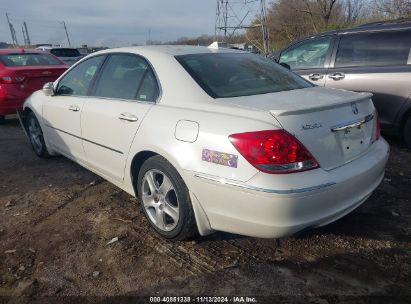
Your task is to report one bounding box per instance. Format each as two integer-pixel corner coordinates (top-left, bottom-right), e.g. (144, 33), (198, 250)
(0, 0), (218, 46)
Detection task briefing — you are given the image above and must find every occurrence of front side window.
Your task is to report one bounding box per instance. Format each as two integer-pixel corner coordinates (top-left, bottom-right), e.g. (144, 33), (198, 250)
(279, 36), (333, 70)
(176, 53), (312, 98)
(93, 54), (159, 101)
(0, 53), (62, 66)
(56, 55), (104, 96)
(335, 30), (411, 68)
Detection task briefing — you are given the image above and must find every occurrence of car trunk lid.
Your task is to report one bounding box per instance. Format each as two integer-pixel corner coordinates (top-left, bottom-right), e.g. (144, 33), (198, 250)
(223, 87), (377, 171)
(8, 66), (67, 92)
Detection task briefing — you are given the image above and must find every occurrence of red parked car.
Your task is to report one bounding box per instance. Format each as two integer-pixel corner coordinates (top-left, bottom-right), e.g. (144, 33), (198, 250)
(0, 49), (68, 122)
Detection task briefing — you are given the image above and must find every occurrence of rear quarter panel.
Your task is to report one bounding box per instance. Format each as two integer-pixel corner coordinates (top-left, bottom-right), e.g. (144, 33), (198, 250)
(124, 102), (282, 192)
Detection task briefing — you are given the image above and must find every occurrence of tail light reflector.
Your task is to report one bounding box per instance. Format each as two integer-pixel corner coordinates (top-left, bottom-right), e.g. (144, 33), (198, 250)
(1, 76), (13, 84)
(0, 76), (25, 84)
(229, 130), (319, 174)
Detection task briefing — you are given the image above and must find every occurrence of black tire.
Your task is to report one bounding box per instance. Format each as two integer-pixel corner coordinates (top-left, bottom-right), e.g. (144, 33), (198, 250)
(404, 116), (411, 149)
(26, 112), (50, 158)
(137, 155), (197, 241)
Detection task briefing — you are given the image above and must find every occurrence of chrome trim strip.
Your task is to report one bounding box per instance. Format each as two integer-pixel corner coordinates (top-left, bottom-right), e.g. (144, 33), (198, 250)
(194, 174), (336, 194)
(331, 113), (374, 132)
(45, 124), (123, 155)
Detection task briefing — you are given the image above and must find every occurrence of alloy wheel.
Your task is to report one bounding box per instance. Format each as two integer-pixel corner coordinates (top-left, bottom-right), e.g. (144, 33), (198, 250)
(141, 169), (180, 231)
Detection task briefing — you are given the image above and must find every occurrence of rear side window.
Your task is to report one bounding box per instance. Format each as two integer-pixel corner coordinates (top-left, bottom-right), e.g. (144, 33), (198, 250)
(335, 30), (411, 67)
(177, 53), (312, 98)
(0, 53), (62, 66)
(93, 54), (159, 101)
(50, 49), (81, 57)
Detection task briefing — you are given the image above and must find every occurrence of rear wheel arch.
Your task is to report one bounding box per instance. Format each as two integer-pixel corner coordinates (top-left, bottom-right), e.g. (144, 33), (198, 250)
(130, 149), (190, 197)
(130, 150), (212, 237)
(130, 150), (158, 197)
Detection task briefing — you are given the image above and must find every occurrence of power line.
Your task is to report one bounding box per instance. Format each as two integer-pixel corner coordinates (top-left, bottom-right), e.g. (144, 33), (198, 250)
(215, 0), (270, 55)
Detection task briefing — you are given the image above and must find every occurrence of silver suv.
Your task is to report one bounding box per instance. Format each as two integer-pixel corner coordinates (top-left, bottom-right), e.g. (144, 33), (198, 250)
(275, 20), (411, 148)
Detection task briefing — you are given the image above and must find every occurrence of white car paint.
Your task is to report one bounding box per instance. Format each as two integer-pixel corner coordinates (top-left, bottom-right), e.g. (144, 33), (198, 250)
(23, 45), (389, 238)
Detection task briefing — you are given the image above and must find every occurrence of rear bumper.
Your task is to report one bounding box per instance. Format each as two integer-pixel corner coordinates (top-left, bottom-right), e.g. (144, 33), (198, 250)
(0, 85), (28, 116)
(0, 102), (24, 116)
(189, 139), (389, 238)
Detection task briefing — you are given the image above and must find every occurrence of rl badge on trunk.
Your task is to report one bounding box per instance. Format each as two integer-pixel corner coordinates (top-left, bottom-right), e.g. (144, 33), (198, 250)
(202, 149), (238, 168)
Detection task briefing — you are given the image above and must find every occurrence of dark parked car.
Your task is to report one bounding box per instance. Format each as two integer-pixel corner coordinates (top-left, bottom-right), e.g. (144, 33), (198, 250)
(36, 47), (83, 66)
(0, 49), (68, 122)
(274, 19), (411, 147)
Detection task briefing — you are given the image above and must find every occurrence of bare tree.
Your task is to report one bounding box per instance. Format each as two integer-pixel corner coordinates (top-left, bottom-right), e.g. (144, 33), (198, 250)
(372, 0), (411, 18)
(249, 0), (407, 51)
(344, 0), (367, 23)
(316, 0), (339, 26)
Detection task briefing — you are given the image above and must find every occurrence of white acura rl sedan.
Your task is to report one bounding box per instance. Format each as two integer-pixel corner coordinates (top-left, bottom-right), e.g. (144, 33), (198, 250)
(20, 45), (389, 240)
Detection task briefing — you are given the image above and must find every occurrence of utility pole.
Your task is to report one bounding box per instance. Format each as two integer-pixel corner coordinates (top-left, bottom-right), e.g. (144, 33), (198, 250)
(215, 0), (270, 56)
(60, 21), (72, 46)
(6, 13), (19, 46)
(260, 0), (270, 55)
(23, 22), (31, 45)
(22, 25), (27, 45)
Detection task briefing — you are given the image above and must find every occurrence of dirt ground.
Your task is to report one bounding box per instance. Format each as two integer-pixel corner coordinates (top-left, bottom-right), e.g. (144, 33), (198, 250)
(0, 119), (410, 304)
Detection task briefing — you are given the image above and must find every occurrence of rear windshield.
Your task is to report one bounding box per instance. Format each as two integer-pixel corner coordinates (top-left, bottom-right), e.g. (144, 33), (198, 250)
(176, 53), (312, 98)
(0, 53), (63, 66)
(50, 48), (81, 57)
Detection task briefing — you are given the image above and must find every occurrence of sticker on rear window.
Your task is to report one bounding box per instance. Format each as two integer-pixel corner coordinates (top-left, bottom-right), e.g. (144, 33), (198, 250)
(202, 149), (238, 168)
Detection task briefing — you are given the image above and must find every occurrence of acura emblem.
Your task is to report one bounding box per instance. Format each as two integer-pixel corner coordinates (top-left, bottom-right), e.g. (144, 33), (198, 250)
(351, 103), (358, 115)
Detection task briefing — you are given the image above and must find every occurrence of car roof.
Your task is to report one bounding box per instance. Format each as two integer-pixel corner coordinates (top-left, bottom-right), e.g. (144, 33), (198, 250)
(300, 20), (411, 40)
(95, 45), (241, 57)
(37, 46), (79, 50)
(0, 49), (46, 55)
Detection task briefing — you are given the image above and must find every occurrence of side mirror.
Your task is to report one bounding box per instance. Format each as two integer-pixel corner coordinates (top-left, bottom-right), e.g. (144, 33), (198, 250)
(43, 82), (55, 96)
(280, 62), (291, 70)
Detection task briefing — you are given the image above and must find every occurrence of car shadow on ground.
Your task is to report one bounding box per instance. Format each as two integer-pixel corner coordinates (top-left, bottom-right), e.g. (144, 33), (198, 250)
(123, 247), (410, 302)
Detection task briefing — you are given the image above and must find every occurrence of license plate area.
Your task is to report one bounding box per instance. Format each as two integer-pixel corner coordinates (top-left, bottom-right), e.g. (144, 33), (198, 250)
(338, 124), (371, 158)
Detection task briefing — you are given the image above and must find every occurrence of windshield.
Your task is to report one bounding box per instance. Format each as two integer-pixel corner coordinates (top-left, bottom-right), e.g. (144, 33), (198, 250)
(50, 48), (81, 57)
(176, 52), (312, 98)
(0, 53), (63, 66)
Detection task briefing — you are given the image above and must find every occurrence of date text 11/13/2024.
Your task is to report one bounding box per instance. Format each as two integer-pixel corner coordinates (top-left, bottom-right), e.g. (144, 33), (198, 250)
(149, 296), (257, 303)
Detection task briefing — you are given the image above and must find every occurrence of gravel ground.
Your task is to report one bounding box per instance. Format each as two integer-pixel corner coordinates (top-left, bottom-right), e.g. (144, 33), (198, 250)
(0, 119), (410, 304)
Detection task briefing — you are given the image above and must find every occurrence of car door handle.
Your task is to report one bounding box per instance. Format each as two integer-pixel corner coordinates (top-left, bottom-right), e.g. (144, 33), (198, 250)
(68, 105), (80, 112)
(328, 73), (345, 80)
(308, 73), (324, 81)
(118, 113), (138, 122)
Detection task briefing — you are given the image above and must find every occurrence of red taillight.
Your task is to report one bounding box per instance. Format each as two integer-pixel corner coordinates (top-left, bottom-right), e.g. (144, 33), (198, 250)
(0, 85), (6, 99)
(375, 111), (381, 141)
(229, 130), (319, 174)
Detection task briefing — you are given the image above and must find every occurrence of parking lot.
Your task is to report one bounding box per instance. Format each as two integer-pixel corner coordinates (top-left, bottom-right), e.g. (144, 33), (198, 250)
(0, 119), (410, 303)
